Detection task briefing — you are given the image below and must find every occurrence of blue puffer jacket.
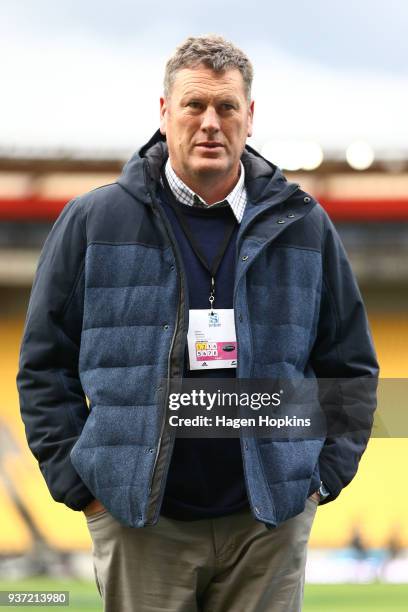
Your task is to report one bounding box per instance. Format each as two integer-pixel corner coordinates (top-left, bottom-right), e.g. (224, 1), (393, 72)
(17, 130), (378, 529)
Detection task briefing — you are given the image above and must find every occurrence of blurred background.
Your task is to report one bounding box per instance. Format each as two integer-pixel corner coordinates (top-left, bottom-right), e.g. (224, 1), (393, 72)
(1, 1), (407, 609)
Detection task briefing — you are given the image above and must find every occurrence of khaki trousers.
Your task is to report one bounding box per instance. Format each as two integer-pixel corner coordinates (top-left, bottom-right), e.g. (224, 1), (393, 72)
(86, 498), (318, 612)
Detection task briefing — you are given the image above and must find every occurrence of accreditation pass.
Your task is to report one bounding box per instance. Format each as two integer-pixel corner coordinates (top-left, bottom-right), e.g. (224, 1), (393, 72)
(187, 309), (237, 370)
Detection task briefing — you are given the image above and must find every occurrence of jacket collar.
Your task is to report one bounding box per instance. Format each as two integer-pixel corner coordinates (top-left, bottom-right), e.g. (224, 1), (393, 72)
(117, 129), (299, 208)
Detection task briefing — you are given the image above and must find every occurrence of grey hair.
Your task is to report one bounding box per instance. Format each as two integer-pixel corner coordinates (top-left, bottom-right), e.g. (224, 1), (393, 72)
(164, 35), (253, 102)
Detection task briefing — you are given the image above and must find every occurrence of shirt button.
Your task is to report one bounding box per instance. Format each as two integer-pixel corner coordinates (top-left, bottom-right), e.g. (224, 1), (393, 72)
(287, 214), (295, 218)
(242, 255), (249, 261)
(163, 324), (169, 330)
(277, 219), (285, 224)
(304, 196), (311, 203)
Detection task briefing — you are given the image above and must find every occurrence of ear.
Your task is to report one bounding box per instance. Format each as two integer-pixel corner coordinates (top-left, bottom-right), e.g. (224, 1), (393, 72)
(247, 100), (255, 138)
(160, 97), (167, 135)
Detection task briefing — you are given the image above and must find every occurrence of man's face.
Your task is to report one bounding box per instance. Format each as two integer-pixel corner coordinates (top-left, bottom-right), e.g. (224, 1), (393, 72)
(160, 65), (254, 185)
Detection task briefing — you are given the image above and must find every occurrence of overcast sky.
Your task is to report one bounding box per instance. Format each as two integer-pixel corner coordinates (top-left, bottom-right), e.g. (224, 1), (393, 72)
(1, 0), (407, 155)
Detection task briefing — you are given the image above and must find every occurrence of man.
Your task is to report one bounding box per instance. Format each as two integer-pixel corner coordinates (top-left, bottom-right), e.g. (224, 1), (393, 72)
(17, 35), (378, 611)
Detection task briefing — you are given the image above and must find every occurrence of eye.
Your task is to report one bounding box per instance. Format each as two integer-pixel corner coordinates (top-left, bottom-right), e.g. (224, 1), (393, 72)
(187, 101), (203, 109)
(220, 103), (235, 111)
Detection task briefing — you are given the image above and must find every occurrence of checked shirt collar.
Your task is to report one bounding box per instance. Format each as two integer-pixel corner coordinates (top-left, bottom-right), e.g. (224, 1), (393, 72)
(163, 159), (247, 223)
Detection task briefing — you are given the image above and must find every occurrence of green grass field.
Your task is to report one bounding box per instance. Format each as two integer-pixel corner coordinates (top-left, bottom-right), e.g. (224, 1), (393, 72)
(0, 580), (407, 611)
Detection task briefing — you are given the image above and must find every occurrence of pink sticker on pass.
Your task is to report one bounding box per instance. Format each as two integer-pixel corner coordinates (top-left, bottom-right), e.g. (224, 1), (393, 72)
(195, 341), (237, 361)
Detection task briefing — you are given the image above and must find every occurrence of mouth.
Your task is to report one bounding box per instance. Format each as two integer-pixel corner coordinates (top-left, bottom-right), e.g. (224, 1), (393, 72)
(195, 142), (224, 149)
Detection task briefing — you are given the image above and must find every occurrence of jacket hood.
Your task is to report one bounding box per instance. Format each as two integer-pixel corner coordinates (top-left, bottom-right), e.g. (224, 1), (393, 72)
(117, 129), (299, 206)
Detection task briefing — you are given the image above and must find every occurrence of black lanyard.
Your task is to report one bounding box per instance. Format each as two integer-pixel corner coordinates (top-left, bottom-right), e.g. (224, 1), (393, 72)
(161, 171), (237, 313)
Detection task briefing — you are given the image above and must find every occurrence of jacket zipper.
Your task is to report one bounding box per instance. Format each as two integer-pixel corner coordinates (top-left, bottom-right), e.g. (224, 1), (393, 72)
(144, 183), (189, 524)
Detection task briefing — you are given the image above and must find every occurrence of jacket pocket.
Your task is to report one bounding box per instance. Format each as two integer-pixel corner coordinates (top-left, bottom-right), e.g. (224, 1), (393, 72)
(257, 437), (324, 523)
(70, 405), (159, 527)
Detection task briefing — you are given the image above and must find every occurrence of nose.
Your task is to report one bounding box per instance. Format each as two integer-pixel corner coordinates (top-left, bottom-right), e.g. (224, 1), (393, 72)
(200, 106), (221, 135)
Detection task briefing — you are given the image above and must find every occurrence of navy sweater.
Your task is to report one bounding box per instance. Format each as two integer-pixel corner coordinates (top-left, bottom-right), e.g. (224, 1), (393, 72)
(157, 185), (249, 520)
